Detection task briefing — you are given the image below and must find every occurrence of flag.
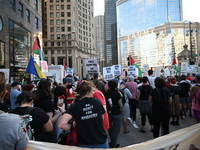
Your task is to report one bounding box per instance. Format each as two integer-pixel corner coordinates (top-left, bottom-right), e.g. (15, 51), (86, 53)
(32, 37), (44, 61)
(63, 59), (67, 70)
(172, 56), (180, 76)
(129, 55), (142, 77)
(129, 55), (136, 66)
(26, 55), (46, 79)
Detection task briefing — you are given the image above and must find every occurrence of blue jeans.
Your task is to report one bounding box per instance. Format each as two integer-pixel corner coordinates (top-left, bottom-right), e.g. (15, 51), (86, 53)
(78, 139), (109, 149)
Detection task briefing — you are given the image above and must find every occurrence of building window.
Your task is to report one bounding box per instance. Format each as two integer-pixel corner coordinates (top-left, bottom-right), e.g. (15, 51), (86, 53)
(57, 57), (64, 65)
(56, 12), (60, 17)
(34, 0), (38, 10)
(50, 12), (53, 18)
(61, 27), (65, 32)
(50, 20), (54, 25)
(56, 0), (59, 2)
(61, 19), (65, 24)
(61, 12), (64, 17)
(35, 17), (38, 29)
(56, 20), (60, 25)
(67, 12), (71, 17)
(50, 5), (53, 10)
(67, 0), (70, 2)
(67, 5), (70, 9)
(62, 50), (65, 54)
(0, 41), (5, 67)
(57, 50), (61, 54)
(10, 0), (15, 11)
(68, 41), (71, 46)
(57, 34), (60, 39)
(51, 57), (55, 65)
(26, 9), (30, 22)
(18, 2), (23, 17)
(67, 27), (71, 31)
(56, 5), (60, 10)
(67, 19), (71, 24)
(51, 34), (54, 40)
(50, 0), (53, 2)
(50, 27), (54, 32)
(57, 27), (60, 32)
(68, 34), (71, 39)
(44, 50), (47, 54)
(61, 5), (64, 10)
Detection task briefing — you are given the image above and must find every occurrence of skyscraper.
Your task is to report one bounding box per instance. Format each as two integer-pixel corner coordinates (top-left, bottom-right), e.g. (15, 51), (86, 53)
(116, 0), (183, 68)
(104, 0), (118, 66)
(42, 0), (96, 78)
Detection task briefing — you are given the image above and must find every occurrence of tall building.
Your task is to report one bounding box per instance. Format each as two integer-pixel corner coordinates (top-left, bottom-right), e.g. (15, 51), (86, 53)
(116, 0), (184, 68)
(42, 0), (96, 79)
(94, 15), (105, 73)
(104, 0), (118, 66)
(0, 0), (42, 82)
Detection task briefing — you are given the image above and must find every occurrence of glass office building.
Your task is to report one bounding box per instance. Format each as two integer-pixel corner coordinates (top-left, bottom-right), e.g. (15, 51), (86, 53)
(117, 0), (183, 68)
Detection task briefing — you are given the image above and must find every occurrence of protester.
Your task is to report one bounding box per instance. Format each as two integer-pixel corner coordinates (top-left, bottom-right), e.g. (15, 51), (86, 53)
(11, 92), (53, 141)
(168, 77), (181, 125)
(119, 82), (132, 134)
(58, 81), (109, 148)
(179, 74), (192, 118)
(105, 79), (122, 148)
(0, 72), (28, 150)
(10, 81), (21, 110)
(147, 70), (155, 88)
(125, 76), (138, 124)
(149, 77), (172, 138)
(92, 74), (106, 95)
(138, 76), (153, 133)
(189, 74), (200, 123)
(33, 79), (65, 143)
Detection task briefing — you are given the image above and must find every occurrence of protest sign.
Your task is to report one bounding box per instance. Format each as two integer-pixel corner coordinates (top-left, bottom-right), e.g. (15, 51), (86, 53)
(103, 66), (114, 81)
(113, 65), (121, 76)
(66, 68), (74, 76)
(84, 59), (99, 74)
(127, 66), (137, 77)
(40, 61), (48, 72)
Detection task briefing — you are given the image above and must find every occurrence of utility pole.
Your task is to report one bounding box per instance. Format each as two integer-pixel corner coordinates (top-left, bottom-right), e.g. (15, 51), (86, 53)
(189, 21), (194, 65)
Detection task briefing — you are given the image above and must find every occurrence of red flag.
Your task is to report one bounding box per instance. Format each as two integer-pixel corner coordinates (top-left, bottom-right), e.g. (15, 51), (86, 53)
(32, 37), (44, 60)
(129, 55), (136, 66)
(172, 56), (177, 65)
(63, 59), (67, 70)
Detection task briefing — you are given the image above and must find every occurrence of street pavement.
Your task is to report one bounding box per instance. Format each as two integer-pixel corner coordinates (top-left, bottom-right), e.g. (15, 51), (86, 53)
(117, 109), (197, 148)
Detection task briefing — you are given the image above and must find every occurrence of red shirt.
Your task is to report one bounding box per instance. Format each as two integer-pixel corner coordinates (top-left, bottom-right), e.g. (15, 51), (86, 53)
(93, 90), (110, 130)
(66, 88), (74, 104)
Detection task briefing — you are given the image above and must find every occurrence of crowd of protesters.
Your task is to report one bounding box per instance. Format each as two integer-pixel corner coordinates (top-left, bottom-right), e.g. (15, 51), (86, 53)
(0, 69), (200, 149)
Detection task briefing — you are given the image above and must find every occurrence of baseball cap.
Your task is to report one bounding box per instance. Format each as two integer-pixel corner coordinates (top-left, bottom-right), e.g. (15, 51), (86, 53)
(63, 77), (74, 84)
(11, 81), (20, 87)
(196, 74), (200, 81)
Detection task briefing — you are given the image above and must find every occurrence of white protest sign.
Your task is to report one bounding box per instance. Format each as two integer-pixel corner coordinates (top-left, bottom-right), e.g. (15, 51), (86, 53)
(113, 65), (121, 76)
(127, 66), (137, 77)
(142, 64), (149, 72)
(171, 69), (177, 77)
(0, 69), (9, 83)
(154, 66), (161, 77)
(181, 62), (188, 73)
(66, 68), (74, 76)
(84, 59), (99, 74)
(187, 65), (199, 74)
(164, 68), (171, 77)
(40, 61), (48, 72)
(103, 66), (115, 81)
(187, 65), (193, 73)
(192, 66), (199, 74)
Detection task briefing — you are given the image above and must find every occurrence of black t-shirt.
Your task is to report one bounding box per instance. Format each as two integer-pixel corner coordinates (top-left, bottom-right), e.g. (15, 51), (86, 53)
(179, 80), (191, 97)
(150, 88), (171, 114)
(105, 89), (121, 115)
(53, 86), (68, 110)
(67, 97), (107, 145)
(138, 85), (153, 100)
(11, 107), (49, 142)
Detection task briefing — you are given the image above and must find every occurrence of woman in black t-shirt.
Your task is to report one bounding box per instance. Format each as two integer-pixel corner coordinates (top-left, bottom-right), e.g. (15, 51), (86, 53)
(149, 77), (172, 138)
(58, 81), (108, 148)
(11, 92), (53, 141)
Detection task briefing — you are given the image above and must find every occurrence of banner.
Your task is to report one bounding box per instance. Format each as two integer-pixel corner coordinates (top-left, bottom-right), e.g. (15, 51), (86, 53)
(142, 64), (149, 72)
(27, 124), (200, 150)
(40, 61), (48, 72)
(127, 66), (137, 77)
(66, 68), (74, 76)
(181, 62), (188, 73)
(103, 66), (114, 81)
(84, 59), (99, 74)
(187, 65), (199, 74)
(113, 65), (121, 76)
(154, 66), (161, 77)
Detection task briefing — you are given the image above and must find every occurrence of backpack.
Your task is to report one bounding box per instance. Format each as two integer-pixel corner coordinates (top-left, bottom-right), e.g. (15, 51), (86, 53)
(119, 88), (126, 106)
(19, 107), (35, 140)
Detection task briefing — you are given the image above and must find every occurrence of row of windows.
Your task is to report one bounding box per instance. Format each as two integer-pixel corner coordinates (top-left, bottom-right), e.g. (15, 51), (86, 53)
(50, 12), (71, 17)
(50, 26), (71, 32)
(50, 4), (70, 10)
(10, 0), (39, 29)
(50, 0), (70, 3)
(50, 19), (71, 25)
